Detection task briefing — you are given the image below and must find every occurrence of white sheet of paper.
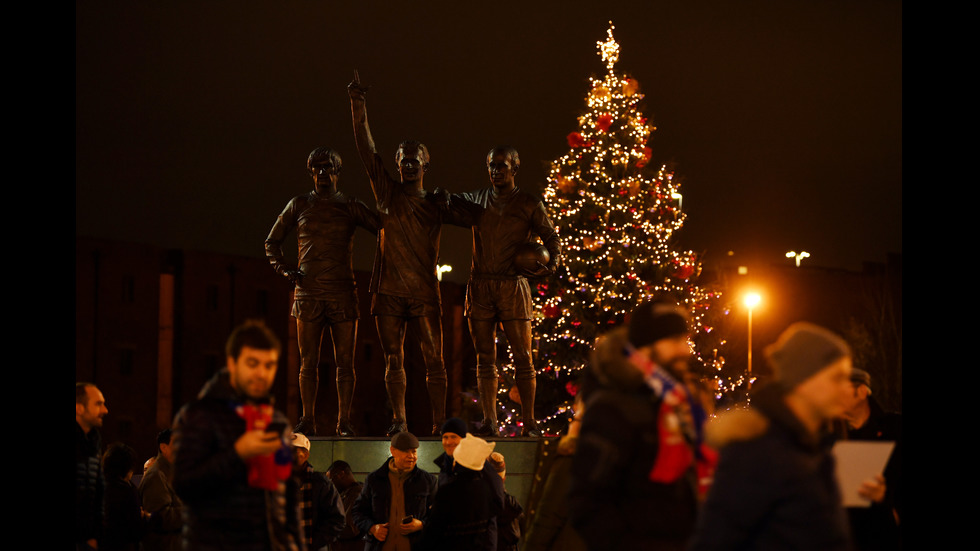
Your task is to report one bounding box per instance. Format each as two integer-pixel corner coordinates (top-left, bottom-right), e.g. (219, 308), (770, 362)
(832, 440), (895, 507)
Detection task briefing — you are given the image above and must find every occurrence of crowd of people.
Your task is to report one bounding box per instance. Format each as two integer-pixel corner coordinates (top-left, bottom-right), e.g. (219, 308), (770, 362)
(76, 298), (900, 551)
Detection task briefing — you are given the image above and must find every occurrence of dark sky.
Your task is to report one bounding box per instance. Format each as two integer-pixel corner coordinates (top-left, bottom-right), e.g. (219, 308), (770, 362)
(76, 1), (902, 282)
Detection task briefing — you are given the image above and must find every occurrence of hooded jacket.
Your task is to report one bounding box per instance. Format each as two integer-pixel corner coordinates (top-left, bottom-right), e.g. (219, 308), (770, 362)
(689, 383), (851, 550)
(569, 327), (699, 551)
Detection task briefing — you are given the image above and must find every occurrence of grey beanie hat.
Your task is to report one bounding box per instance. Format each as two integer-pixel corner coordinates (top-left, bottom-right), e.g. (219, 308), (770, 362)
(764, 322), (851, 388)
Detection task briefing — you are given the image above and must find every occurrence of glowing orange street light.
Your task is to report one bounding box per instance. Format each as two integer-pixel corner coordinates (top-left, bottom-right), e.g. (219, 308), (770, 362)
(744, 292), (761, 392)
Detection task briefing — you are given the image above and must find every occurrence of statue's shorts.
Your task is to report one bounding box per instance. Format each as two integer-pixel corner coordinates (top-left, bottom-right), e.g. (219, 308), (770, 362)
(371, 293), (441, 318)
(292, 292), (359, 324)
(465, 277), (532, 321)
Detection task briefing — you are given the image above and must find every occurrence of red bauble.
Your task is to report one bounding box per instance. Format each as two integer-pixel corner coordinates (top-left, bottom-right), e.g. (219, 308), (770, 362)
(567, 132), (586, 147)
(596, 114), (614, 132)
(636, 147), (653, 168)
(673, 264), (695, 280)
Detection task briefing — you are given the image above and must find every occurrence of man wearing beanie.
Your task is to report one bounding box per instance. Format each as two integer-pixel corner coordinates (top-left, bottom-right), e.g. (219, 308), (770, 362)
(351, 432), (436, 551)
(424, 434), (504, 551)
(569, 299), (711, 551)
(689, 322), (855, 550)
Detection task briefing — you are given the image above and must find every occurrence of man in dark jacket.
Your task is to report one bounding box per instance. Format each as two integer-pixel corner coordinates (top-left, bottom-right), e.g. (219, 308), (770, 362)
(350, 432), (436, 550)
(842, 368), (902, 550)
(173, 320), (304, 551)
(689, 322), (855, 550)
(569, 299), (708, 551)
(432, 418), (504, 548)
(138, 429), (183, 551)
(76, 382), (108, 550)
(326, 461), (364, 551)
(423, 434), (503, 551)
(291, 433), (345, 550)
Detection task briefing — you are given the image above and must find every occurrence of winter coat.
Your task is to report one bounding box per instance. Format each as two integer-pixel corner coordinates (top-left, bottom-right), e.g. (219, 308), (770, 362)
(689, 382), (852, 551)
(497, 492), (523, 551)
(102, 477), (146, 551)
(297, 461), (345, 551)
(432, 452), (503, 550)
(424, 458), (504, 551)
(350, 458), (437, 551)
(173, 370), (303, 551)
(522, 435), (586, 551)
(332, 480), (364, 551)
(75, 422), (104, 546)
(843, 397), (902, 550)
(569, 328), (699, 551)
(138, 454), (184, 551)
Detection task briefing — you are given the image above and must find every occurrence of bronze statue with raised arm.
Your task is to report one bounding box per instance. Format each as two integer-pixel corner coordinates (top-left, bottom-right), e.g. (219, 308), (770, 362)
(265, 147), (379, 436)
(461, 146), (561, 437)
(348, 71), (471, 436)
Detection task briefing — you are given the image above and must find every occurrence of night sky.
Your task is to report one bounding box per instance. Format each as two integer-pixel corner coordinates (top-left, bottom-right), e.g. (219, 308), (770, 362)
(76, 1), (902, 282)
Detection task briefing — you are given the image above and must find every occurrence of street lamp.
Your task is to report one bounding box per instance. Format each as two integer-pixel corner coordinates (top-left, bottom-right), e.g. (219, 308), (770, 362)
(744, 292), (761, 394)
(785, 250), (810, 267)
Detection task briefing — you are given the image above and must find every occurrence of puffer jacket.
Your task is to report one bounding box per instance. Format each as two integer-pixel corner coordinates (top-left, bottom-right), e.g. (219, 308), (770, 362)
(173, 370), (303, 551)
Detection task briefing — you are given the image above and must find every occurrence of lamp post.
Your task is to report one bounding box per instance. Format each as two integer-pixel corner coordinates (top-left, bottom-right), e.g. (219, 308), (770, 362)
(785, 250), (810, 267)
(744, 292), (761, 393)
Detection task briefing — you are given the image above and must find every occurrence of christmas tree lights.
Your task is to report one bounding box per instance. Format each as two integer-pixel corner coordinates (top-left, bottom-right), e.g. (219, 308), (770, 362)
(490, 23), (731, 435)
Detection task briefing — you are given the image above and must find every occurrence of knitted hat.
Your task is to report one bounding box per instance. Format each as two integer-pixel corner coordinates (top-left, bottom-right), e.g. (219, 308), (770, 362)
(850, 368), (872, 391)
(440, 417), (468, 437)
(454, 434), (495, 471)
(765, 322), (851, 388)
(627, 300), (689, 348)
(390, 431), (420, 451)
(291, 432), (311, 451)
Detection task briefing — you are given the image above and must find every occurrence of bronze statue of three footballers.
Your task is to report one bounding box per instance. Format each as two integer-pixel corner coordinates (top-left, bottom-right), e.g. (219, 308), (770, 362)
(267, 71), (560, 437)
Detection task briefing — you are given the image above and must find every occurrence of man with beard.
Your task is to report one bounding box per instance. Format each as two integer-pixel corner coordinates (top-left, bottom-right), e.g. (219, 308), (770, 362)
(569, 299), (711, 551)
(173, 320), (303, 551)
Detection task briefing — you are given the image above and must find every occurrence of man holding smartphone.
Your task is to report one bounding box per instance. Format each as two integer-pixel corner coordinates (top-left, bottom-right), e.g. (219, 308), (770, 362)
(173, 320), (304, 550)
(351, 432), (436, 551)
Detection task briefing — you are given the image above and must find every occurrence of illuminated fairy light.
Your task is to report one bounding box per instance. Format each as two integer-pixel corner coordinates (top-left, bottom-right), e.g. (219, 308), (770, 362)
(502, 22), (734, 434)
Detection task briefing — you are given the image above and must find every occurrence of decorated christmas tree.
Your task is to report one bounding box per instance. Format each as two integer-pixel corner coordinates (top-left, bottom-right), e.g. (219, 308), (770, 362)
(494, 23), (730, 435)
